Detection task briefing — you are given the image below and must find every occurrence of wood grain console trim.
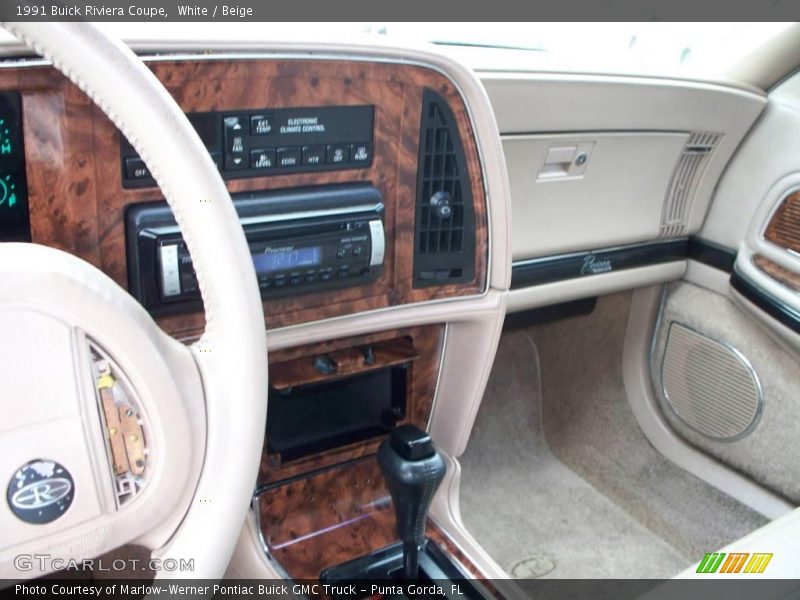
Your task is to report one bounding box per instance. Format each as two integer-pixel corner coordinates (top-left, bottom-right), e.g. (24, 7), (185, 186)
(259, 325), (443, 484)
(256, 456), (491, 582)
(753, 254), (800, 291)
(765, 191), (800, 255)
(269, 336), (420, 391)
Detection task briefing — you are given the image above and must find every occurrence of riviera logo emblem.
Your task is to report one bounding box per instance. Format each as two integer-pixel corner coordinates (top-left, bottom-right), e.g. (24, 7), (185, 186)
(6, 460), (74, 524)
(580, 254), (613, 276)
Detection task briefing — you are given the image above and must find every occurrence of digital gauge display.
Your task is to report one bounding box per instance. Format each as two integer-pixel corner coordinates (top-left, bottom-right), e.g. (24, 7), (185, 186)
(252, 246), (322, 274)
(0, 92), (30, 241)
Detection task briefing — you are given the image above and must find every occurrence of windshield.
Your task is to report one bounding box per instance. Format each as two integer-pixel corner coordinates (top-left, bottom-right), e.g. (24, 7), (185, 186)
(363, 22), (794, 77)
(3, 21), (791, 80)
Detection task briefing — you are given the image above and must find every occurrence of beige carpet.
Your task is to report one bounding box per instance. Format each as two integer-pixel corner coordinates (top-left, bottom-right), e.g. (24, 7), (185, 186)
(459, 292), (768, 579)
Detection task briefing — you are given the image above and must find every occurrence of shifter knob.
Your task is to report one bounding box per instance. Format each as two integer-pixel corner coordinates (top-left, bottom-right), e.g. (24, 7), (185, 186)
(378, 425), (446, 579)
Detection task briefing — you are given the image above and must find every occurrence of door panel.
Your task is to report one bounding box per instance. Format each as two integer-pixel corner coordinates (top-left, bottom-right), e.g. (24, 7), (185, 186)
(649, 70), (800, 506)
(650, 281), (800, 504)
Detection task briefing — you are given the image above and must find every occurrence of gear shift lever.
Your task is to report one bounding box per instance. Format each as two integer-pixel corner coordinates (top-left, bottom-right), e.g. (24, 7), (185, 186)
(377, 424), (446, 580)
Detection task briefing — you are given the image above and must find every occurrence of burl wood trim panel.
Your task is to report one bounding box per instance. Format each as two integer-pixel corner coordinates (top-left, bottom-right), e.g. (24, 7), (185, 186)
(753, 254), (800, 292)
(10, 57), (486, 338)
(0, 67), (103, 264)
(259, 325), (443, 484)
(270, 336), (420, 391)
(765, 191), (800, 255)
(257, 457), (491, 582)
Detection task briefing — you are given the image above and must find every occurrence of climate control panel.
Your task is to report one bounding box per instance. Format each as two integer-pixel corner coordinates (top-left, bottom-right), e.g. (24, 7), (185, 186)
(121, 105), (374, 188)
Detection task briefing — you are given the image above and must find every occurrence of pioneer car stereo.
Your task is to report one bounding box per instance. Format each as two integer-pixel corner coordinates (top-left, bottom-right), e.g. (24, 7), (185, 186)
(125, 183), (385, 315)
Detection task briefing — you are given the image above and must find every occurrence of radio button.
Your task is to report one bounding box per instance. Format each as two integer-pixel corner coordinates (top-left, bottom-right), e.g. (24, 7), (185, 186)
(250, 114), (273, 136)
(327, 144), (350, 165)
(251, 149), (276, 169)
(302, 145), (325, 166)
(124, 157), (151, 180)
(369, 220), (385, 267)
(351, 143), (372, 164)
(277, 147), (301, 168)
(158, 244), (181, 298)
(180, 272), (198, 294)
(223, 116), (247, 169)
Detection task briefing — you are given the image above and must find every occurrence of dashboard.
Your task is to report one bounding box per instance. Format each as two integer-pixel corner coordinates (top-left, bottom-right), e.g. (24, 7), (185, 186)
(0, 42), (513, 580)
(1, 28), (798, 584)
(1, 50), (772, 331)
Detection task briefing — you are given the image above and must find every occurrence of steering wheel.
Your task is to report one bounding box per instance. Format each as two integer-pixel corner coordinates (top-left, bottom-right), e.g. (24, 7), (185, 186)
(0, 22), (267, 579)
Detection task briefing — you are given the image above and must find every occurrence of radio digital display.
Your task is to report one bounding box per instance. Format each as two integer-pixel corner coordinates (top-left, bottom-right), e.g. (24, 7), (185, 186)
(253, 247), (321, 273)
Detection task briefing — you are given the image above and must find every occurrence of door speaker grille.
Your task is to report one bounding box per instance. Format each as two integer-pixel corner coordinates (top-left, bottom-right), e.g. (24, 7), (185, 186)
(662, 323), (762, 440)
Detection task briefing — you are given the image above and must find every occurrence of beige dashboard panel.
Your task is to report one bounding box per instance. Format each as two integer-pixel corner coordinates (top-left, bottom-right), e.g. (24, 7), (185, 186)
(482, 73), (766, 260)
(506, 132), (688, 259)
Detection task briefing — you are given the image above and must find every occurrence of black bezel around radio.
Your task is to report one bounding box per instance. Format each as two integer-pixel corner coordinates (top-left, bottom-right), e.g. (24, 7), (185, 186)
(125, 183), (385, 316)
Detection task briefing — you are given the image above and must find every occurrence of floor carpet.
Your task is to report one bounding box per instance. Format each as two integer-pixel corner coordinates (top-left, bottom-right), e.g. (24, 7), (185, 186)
(459, 293), (768, 578)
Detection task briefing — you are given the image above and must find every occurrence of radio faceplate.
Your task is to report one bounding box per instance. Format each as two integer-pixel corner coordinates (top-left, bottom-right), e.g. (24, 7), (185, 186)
(126, 184), (385, 315)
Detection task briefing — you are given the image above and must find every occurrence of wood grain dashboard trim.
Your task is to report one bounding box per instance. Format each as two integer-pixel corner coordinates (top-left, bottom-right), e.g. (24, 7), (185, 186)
(753, 254), (800, 292)
(765, 191), (800, 256)
(0, 57), (487, 338)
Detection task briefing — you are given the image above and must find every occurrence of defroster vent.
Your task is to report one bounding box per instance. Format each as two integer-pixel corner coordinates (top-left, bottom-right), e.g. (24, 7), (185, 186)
(413, 89), (476, 287)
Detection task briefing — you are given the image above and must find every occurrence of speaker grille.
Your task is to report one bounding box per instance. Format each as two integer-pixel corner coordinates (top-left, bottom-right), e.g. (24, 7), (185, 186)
(662, 323), (762, 440)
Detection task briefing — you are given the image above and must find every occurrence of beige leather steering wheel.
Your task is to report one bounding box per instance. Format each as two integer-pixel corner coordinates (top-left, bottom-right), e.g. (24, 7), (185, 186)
(0, 22), (267, 579)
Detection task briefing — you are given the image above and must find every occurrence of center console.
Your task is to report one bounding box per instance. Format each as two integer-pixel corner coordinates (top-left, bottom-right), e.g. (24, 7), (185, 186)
(254, 325), (500, 592)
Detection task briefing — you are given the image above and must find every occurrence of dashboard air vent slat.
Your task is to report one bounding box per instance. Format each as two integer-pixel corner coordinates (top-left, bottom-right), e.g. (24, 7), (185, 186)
(659, 132), (720, 238)
(413, 89), (475, 287)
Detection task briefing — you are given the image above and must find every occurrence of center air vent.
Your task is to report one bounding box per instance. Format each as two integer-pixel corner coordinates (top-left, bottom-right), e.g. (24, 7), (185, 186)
(659, 132), (721, 238)
(413, 89), (476, 287)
